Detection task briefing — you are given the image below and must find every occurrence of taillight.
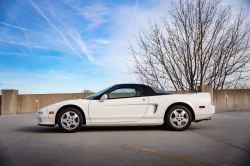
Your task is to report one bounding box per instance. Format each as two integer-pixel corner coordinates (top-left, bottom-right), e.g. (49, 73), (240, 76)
(199, 106), (205, 108)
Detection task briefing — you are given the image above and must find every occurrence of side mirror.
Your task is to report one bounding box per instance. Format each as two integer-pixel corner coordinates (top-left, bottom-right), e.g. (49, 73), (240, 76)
(100, 94), (108, 102)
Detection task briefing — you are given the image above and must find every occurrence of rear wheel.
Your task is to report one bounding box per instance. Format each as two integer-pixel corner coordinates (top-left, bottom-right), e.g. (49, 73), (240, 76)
(57, 107), (83, 133)
(165, 105), (192, 131)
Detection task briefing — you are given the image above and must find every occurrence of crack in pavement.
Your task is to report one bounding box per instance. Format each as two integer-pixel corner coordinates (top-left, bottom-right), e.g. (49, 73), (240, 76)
(134, 145), (162, 165)
(223, 114), (250, 119)
(120, 145), (157, 164)
(0, 130), (40, 151)
(211, 111), (230, 118)
(189, 129), (250, 153)
(131, 145), (212, 166)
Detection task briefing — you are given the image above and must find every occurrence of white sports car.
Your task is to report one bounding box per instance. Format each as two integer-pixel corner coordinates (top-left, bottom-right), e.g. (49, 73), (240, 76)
(36, 84), (215, 132)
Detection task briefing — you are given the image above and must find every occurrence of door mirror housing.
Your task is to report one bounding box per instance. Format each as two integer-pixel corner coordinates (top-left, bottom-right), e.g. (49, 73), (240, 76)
(100, 94), (108, 102)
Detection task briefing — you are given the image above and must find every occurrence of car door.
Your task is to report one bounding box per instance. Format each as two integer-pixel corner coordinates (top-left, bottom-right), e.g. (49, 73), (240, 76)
(89, 85), (148, 123)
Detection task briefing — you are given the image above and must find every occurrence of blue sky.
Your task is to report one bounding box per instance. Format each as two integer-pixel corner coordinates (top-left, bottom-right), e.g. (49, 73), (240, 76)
(0, 0), (249, 94)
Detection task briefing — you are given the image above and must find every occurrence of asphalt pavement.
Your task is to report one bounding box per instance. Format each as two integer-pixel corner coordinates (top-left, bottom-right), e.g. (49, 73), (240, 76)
(0, 110), (250, 166)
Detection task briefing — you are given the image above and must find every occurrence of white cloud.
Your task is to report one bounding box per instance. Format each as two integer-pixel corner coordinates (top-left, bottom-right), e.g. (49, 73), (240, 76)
(55, 75), (72, 79)
(29, 0), (85, 61)
(0, 1), (33, 56)
(0, 22), (35, 32)
(5, 34), (16, 44)
(92, 39), (110, 44)
(0, 52), (29, 56)
(66, 1), (109, 28)
(68, 28), (101, 65)
(0, 38), (52, 50)
(36, 70), (77, 80)
(18, 48), (29, 56)
(49, 70), (56, 73)
(38, 56), (65, 59)
(54, 73), (78, 79)
(131, 0), (139, 23)
(80, 4), (109, 28)
(81, 0), (171, 80)
(36, 75), (48, 78)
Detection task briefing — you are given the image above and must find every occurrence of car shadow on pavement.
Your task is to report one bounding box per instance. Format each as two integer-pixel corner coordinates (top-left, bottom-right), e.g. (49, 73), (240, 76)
(15, 125), (61, 133)
(79, 125), (170, 132)
(15, 125), (171, 133)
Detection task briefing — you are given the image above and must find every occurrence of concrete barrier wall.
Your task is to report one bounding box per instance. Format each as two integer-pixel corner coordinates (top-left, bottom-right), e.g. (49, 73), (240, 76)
(171, 88), (250, 109)
(1, 90), (18, 114)
(0, 95), (1, 115)
(17, 93), (93, 113)
(213, 89), (250, 109)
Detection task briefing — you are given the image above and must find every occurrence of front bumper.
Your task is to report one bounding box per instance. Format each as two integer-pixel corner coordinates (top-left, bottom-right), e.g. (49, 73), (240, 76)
(36, 107), (55, 125)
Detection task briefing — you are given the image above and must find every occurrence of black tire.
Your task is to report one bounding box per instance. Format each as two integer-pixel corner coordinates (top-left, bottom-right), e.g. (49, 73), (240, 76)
(57, 107), (83, 133)
(165, 105), (192, 131)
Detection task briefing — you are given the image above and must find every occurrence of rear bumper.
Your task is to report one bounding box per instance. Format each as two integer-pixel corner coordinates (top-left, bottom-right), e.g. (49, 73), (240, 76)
(195, 104), (215, 121)
(208, 104), (215, 115)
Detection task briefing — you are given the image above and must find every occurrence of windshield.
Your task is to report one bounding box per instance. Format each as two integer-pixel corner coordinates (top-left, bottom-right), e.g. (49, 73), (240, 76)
(85, 86), (114, 100)
(149, 85), (172, 94)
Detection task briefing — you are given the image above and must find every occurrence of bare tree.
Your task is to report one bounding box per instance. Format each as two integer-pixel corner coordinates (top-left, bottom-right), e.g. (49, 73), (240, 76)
(128, 0), (250, 90)
(81, 89), (95, 93)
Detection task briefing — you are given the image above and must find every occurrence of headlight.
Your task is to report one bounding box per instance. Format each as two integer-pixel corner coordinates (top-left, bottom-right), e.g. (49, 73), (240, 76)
(37, 107), (47, 114)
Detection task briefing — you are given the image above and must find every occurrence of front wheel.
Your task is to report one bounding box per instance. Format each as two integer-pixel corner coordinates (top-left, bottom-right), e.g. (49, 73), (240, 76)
(165, 105), (192, 131)
(57, 107), (83, 133)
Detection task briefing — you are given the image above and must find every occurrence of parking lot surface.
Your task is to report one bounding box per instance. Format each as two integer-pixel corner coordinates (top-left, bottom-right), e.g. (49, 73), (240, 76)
(0, 110), (250, 166)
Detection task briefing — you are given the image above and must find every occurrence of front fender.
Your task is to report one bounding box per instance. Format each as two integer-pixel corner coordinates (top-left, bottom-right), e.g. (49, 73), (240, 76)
(46, 99), (91, 124)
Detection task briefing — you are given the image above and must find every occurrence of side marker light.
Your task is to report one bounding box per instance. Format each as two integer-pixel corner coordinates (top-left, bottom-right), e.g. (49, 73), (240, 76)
(199, 106), (205, 108)
(49, 111), (54, 114)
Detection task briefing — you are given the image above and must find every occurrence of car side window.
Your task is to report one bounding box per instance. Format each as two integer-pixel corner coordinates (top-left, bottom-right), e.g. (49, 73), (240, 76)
(108, 87), (141, 99)
(141, 85), (155, 96)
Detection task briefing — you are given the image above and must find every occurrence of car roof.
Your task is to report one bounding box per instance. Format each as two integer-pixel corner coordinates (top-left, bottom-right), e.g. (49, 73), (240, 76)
(113, 83), (148, 86)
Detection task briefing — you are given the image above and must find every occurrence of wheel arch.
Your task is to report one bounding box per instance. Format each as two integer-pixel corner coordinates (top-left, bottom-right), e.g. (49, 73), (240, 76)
(55, 105), (86, 125)
(164, 102), (195, 122)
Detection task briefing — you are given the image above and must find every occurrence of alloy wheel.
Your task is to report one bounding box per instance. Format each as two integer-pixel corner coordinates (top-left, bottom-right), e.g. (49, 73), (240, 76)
(170, 109), (189, 128)
(61, 111), (80, 130)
